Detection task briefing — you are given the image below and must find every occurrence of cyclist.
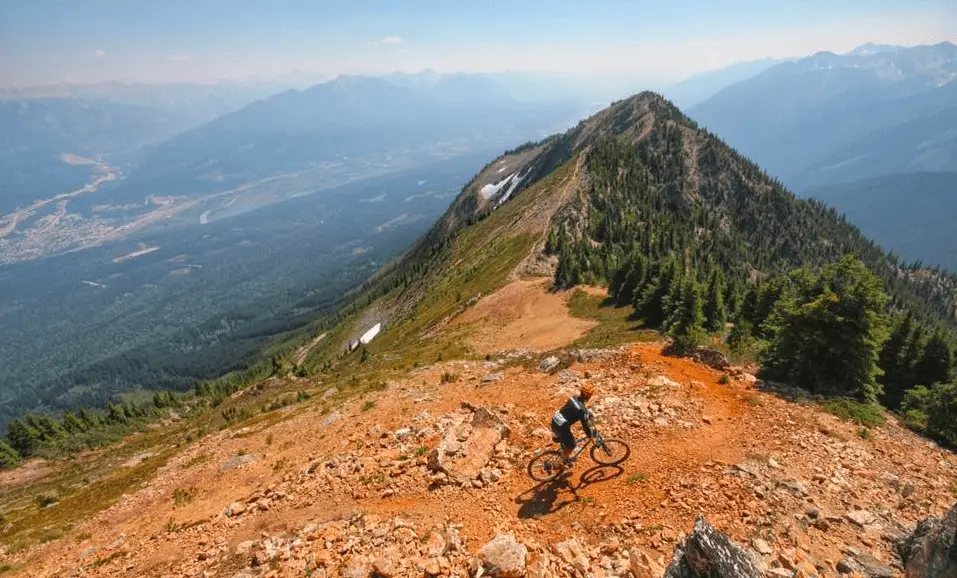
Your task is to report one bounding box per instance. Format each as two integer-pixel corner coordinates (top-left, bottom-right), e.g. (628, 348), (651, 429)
(550, 383), (596, 468)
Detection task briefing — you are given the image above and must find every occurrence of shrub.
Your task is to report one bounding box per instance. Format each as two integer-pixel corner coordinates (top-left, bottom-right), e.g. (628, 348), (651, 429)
(172, 488), (193, 507)
(440, 372), (459, 384)
(35, 494), (58, 508)
(822, 398), (886, 428)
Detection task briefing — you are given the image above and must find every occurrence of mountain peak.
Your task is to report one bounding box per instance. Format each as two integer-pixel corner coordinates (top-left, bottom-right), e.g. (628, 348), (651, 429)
(848, 42), (905, 56)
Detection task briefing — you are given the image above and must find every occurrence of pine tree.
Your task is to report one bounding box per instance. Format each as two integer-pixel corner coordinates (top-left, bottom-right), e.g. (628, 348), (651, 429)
(78, 407), (99, 428)
(6, 418), (41, 457)
(703, 270), (727, 333)
(926, 382), (957, 446)
(61, 411), (86, 434)
(761, 256), (890, 402)
(914, 330), (954, 387)
(0, 439), (20, 469)
(669, 278), (706, 354)
(879, 311), (916, 408)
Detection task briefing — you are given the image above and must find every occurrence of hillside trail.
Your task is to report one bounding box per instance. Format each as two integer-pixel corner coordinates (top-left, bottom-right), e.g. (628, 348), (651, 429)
(4, 279), (956, 578)
(509, 154), (584, 282)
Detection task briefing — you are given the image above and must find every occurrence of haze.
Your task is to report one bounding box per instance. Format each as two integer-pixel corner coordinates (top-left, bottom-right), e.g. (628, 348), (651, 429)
(2, 0), (955, 89)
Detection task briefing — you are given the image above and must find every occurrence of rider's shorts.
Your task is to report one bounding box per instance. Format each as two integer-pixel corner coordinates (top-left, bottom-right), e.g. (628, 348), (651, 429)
(551, 421), (576, 451)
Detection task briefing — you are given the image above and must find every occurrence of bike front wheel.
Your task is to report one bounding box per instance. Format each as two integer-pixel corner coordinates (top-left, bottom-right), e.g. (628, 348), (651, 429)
(589, 437), (631, 466)
(527, 449), (566, 482)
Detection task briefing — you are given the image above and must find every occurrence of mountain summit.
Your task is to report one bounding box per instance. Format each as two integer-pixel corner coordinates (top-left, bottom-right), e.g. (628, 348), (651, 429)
(324, 90), (956, 358)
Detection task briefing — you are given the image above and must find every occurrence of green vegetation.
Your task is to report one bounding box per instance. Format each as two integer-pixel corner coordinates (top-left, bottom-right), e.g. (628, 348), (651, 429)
(718, 374), (730, 385)
(857, 427), (871, 440)
(537, 95), (956, 444)
(361, 401), (376, 412)
(901, 383), (957, 447)
(821, 398), (886, 428)
(760, 257), (889, 401)
(567, 290), (655, 348)
(34, 494), (58, 508)
(414, 446), (430, 458)
(626, 473), (648, 484)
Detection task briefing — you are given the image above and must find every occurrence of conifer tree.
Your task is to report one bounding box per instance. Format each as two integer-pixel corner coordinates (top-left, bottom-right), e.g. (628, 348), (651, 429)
(703, 270), (728, 333)
(0, 439), (20, 468)
(914, 329), (954, 387)
(761, 256), (889, 402)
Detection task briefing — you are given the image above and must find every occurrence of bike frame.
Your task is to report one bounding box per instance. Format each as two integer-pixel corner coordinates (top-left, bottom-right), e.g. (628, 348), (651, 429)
(565, 430), (605, 463)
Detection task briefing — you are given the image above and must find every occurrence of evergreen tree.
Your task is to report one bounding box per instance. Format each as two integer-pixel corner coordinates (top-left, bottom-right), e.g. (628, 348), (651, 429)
(724, 282), (743, 320)
(703, 270), (727, 333)
(727, 315), (755, 353)
(78, 407), (99, 428)
(761, 256), (890, 402)
(6, 418), (41, 457)
(0, 439), (20, 469)
(61, 411), (86, 434)
(926, 383), (957, 447)
(914, 330), (954, 387)
(669, 278), (706, 354)
(636, 258), (679, 328)
(879, 311), (916, 408)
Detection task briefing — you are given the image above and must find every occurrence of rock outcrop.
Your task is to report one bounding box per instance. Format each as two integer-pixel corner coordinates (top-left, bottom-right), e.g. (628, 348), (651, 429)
(478, 534), (528, 577)
(898, 501), (957, 578)
(427, 403), (510, 484)
(663, 517), (763, 578)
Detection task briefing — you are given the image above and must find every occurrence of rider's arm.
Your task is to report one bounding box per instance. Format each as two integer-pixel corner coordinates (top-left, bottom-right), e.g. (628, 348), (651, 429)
(580, 404), (594, 438)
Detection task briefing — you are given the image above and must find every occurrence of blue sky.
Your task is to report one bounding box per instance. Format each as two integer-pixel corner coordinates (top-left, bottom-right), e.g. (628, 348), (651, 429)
(1, 0), (955, 87)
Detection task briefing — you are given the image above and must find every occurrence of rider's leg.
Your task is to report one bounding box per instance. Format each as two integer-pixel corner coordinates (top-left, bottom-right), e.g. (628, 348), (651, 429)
(555, 425), (575, 466)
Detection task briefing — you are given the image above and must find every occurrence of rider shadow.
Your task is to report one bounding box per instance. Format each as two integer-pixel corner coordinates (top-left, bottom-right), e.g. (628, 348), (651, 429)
(514, 464), (624, 519)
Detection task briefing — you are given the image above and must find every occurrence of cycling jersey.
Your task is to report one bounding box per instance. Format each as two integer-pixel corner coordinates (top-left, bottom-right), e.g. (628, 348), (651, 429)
(551, 396), (593, 438)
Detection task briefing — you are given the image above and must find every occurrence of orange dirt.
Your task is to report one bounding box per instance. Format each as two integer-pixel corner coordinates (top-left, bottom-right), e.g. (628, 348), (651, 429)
(6, 340), (956, 577)
(455, 278), (598, 354)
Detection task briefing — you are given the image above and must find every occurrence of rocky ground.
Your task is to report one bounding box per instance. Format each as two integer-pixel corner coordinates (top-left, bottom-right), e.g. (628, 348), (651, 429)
(1, 340), (955, 578)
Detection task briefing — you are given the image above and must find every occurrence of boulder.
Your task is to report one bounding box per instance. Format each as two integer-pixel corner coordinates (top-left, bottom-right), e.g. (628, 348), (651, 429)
(663, 517), (763, 578)
(692, 347), (730, 370)
(631, 548), (666, 578)
(539, 356), (561, 373)
(479, 534), (527, 577)
(428, 405), (510, 484)
(220, 454), (257, 473)
(897, 501), (957, 578)
(554, 538), (591, 573)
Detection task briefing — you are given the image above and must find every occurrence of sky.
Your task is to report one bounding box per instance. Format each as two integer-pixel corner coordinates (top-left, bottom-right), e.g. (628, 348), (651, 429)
(1, 0), (955, 88)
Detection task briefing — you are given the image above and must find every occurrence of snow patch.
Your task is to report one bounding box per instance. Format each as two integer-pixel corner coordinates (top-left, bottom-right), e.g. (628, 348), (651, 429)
(496, 168), (529, 207)
(480, 173), (515, 199)
(360, 323), (381, 344)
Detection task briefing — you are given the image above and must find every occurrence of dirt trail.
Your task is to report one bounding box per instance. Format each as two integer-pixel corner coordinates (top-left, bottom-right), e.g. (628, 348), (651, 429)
(293, 333), (327, 366)
(4, 282), (956, 577)
(509, 154), (583, 281)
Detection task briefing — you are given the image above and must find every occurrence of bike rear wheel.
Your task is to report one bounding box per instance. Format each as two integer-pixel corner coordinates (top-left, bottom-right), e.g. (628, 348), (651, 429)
(527, 449), (566, 482)
(589, 437), (631, 466)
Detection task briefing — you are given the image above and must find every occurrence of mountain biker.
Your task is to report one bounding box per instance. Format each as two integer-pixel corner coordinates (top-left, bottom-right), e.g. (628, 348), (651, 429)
(550, 383), (596, 467)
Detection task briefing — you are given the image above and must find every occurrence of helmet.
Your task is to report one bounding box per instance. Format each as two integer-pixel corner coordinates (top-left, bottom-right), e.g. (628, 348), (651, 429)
(580, 383), (596, 400)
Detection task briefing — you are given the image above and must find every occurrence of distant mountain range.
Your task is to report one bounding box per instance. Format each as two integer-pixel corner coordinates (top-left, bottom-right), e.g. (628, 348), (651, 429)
(807, 172), (957, 271)
(659, 57), (794, 109)
(687, 41), (957, 271)
(113, 73), (585, 201)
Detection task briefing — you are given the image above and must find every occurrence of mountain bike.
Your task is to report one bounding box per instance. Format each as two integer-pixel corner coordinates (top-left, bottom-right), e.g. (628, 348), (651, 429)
(526, 418), (631, 482)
